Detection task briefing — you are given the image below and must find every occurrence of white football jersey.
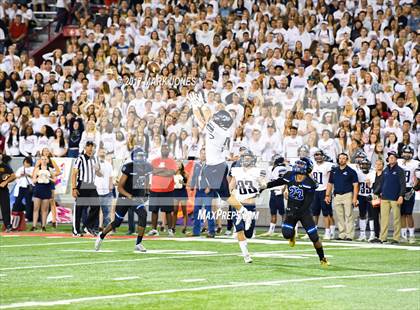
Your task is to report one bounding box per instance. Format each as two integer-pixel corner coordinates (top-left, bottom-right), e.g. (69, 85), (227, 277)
(398, 159), (419, 188)
(269, 165), (288, 195)
(231, 166), (265, 202)
(312, 161), (334, 191)
(204, 119), (231, 166)
(356, 168), (376, 196)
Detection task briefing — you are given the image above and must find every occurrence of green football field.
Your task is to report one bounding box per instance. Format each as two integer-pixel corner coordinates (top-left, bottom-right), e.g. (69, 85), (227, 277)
(0, 228), (419, 309)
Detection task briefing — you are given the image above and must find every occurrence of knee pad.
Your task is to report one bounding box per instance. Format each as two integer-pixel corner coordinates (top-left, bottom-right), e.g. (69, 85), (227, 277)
(281, 224), (294, 239)
(111, 213), (124, 228)
(307, 226), (319, 243)
(136, 207), (147, 227)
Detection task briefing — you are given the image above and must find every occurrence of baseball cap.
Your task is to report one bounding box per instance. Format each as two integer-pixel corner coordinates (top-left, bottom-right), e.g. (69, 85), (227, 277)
(387, 151), (398, 158)
(85, 140), (96, 146)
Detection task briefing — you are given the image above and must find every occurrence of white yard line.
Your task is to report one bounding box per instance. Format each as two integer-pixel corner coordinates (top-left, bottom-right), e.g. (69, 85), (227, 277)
(158, 237), (420, 251)
(0, 239), (132, 248)
(397, 288), (419, 292)
(322, 285), (346, 288)
(0, 248), (355, 272)
(0, 274), (6, 277)
(46, 275), (73, 280)
(2, 236), (418, 251)
(133, 250), (217, 255)
(180, 279), (206, 283)
(112, 276), (139, 281)
(1, 271), (419, 309)
(60, 250), (116, 253)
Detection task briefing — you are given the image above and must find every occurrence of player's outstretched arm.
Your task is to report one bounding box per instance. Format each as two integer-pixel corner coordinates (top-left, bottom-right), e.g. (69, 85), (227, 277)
(188, 92), (211, 130)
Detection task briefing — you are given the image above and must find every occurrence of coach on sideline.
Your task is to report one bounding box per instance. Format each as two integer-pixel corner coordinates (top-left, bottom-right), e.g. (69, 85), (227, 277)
(378, 151), (406, 244)
(71, 141), (102, 236)
(325, 153), (359, 241)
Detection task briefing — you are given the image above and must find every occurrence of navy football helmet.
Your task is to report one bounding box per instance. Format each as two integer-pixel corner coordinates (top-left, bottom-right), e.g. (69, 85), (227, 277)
(131, 147), (147, 164)
(213, 110), (233, 130)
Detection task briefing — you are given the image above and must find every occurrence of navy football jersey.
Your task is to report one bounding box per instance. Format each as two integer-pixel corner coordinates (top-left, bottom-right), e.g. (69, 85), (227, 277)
(267, 171), (317, 214)
(120, 162), (153, 198)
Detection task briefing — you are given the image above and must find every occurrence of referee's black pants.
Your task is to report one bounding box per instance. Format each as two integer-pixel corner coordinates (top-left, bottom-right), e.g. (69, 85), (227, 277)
(0, 188), (11, 229)
(73, 188), (99, 235)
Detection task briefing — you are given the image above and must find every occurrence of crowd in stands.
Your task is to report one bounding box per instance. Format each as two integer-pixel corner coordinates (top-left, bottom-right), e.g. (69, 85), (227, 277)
(0, 0), (419, 163)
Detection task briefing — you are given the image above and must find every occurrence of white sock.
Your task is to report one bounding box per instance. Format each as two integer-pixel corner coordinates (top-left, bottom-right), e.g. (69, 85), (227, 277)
(401, 228), (407, 238)
(325, 228), (330, 236)
(239, 240), (249, 256)
(269, 223), (276, 232)
(408, 228), (415, 237)
(359, 219), (367, 234)
(330, 225), (336, 235)
(369, 220), (374, 232)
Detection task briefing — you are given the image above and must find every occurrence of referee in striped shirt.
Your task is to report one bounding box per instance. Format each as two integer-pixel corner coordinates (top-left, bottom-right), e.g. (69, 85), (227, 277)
(71, 141), (102, 236)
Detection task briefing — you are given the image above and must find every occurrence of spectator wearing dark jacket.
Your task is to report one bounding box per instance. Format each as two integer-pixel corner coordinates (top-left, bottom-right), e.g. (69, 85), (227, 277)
(189, 147), (215, 237)
(378, 152), (406, 243)
(371, 159), (385, 242)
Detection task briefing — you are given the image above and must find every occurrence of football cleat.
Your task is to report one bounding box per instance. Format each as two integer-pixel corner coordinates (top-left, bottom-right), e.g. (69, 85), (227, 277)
(323, 233), (331, 240)
(320, 257), (330, 266)
(147, 229), (159, 236)
(289, 235), (296, 247)
(168, 229), (175, 237)
(401, 236), (408, 243)
(135, 243), (147, 252)
(224, 230), (232, 236)
(94, 236), (103, 251)
(357, 234), (367, 242)
(259, 231), (274, 237)
(84, 227), (96, 237)
(244, 255), (253, 263)
(409, 237), (416, 244)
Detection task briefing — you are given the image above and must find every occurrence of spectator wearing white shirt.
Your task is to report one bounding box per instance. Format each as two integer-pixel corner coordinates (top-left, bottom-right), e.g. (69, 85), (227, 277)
(36, 125), (54, 156)
(95, 148), (114, 229)
(335, 19), (351, 45)
(12, 157), (34, 228)
(285, 19), (300, 50)
(246, 128), (267, 158)
(193, 20), (217, 46)
(318, 129), (338, 161)
(226, 93), (245, 123)
(5, 125), (20, 156)
(50, 128), (68, 157)
(283, 126), (303, 161)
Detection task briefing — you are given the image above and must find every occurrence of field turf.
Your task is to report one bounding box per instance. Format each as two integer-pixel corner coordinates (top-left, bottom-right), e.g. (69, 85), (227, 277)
(0, 227), (419, 309)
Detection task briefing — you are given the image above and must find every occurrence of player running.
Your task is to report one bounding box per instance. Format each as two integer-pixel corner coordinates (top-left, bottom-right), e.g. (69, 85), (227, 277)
(398, 146), (418, 244)
(189, 92), (253, 229)
(95, 148), (151, 252)
(354, 158), (376, 241)
(230, 150), (265, 263)
(311, 149), (335, 240)
(260, 155), (287, 237)
(260, 157), (330, 266)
